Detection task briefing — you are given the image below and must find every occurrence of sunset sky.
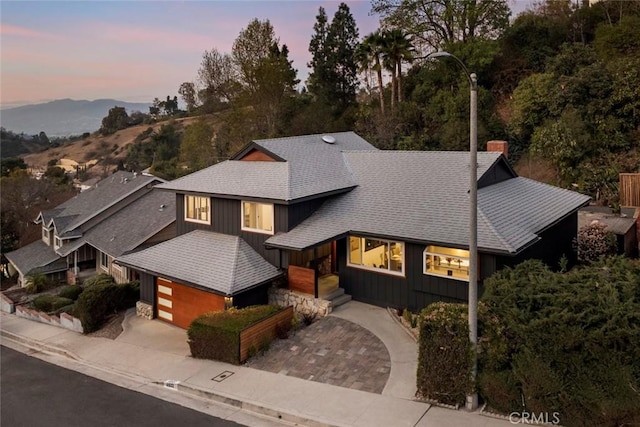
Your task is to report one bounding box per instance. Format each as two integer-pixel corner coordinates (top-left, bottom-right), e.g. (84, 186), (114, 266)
(1, 1), (532, 108)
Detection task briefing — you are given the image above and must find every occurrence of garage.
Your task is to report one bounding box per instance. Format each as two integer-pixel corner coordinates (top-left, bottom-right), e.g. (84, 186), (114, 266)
(156, 277), (225, 329)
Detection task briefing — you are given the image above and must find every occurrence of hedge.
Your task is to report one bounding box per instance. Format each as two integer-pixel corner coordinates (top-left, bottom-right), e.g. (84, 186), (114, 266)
(188, 305), (281, 365)
(417, 302), (473, 407)
(74, 276), (139, 333)
(33, 295), (74, 313)
(58, 285), (83, 301)
(479, 257), (640, 426)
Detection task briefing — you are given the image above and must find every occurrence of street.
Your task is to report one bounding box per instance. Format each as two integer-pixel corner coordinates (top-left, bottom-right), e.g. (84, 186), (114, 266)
(1, 346), (244, 427)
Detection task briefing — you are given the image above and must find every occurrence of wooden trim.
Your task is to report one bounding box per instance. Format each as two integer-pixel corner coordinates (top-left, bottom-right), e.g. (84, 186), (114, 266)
(288, 265), (314, 294)
(239, 306), (293, 362)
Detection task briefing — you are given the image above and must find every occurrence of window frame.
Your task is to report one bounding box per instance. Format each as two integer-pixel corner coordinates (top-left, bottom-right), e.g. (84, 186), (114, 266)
(423, 245), (470, 282)
(42, 227), (50, 245)
(184, 195), (211, 225)
(241, 201), (275, 235)
(99, 252), (109, 271)
(347, 236), (405, 277)
(54, 236), (62, 250)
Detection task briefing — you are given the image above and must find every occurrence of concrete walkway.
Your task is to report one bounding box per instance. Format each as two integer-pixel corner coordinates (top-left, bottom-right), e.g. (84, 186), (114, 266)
(1, 308), (513, 427)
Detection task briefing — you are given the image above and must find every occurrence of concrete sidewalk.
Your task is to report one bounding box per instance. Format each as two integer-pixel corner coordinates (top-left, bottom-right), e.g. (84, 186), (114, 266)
(0, 310), (512, 427)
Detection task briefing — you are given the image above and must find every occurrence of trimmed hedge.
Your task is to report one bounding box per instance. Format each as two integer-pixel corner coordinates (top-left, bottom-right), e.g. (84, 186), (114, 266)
(58, 285), (83, 301)
(479, 257), (640, 426)
(188, 305), (281, 365)
(74, 275), (139, 333)
(417, 302), (472, 407)
(33, 295), (74, 313)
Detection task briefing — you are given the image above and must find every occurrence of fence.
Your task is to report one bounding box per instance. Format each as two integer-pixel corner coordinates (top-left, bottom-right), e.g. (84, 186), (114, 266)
(620, 173), (640, 207)
(239, 305), (293, 362)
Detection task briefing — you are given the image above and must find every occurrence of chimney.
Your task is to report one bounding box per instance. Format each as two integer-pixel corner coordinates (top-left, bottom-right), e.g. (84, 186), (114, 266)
(487, 140), (508, 159)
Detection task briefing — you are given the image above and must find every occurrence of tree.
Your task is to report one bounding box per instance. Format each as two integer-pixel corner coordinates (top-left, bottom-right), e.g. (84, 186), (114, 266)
(178, 82), (198, 112)
(371, 0), (510, 52)
(197, 48), (237, 110)
(100, 106), (129, 135)
(1, 157), (27, 177)
(359, 31), (386, 112)
(307, 6), (331, 101)
(232, 19), (277, 93)
(381, 29), (414, 109)
(180, 119), (215, 171)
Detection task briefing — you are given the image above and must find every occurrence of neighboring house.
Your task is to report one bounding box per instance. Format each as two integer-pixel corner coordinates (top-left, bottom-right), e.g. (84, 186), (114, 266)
(6, 171), (175, 286)
(117, 132), (591, 329)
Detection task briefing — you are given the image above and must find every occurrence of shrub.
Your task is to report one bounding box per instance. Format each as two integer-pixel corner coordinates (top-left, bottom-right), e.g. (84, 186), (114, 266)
(301, 311), (316, 326)
(188, 305), (282, 364)
(25, 273), (54, 294)
(417, 302), (472, 407)
(58, 285), (83, 301)
(479, 257), (640, 426)
(575, 222), (617, 263)
(33, 295), (73, 313)
(53, 304), (75, 316)
(74, 276), (139, 333)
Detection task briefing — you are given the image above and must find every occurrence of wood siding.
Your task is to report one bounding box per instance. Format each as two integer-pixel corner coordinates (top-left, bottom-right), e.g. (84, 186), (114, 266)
(620, 173), (640, 208)
(239, 306), (293, 362)
(156, 278), (225, 329)
(287, 198), (326, 230)
(478, 159), (514, 188)
(140, 272), (155, 304)
(238, 149), (277, 162)
(336, 238), (495, 312)
(288, 266), (315, 294)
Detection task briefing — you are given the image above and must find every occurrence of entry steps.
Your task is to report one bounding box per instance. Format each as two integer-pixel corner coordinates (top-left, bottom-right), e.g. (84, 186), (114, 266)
(322, 287), (352, 309)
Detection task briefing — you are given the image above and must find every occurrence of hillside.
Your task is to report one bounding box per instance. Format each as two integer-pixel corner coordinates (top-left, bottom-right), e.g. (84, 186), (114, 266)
(0, 99), (151, 137)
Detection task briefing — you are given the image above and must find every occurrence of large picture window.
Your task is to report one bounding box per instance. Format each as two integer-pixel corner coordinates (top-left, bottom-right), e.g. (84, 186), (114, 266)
(241, 201), (274, 234)
(185, 195), (210, 224)
(348, 236), (404, 276)
(424, 245), (469, 281)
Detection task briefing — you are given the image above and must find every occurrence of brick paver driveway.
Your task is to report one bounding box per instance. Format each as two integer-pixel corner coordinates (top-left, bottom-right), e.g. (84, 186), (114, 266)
(246, 316), (391, 393)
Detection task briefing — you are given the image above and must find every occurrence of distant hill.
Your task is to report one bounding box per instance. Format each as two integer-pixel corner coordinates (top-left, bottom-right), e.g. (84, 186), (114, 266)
(0, 98), (151, 137)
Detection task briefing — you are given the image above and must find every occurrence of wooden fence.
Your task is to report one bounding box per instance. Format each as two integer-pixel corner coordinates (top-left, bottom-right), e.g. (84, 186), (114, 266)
(239, 306), (293, 363)
(287, 265), (315, 295)
(620, 173), (640, 207)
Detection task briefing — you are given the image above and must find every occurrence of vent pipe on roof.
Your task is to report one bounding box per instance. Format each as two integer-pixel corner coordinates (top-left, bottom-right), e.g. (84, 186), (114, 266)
(322, 135), (336, 144)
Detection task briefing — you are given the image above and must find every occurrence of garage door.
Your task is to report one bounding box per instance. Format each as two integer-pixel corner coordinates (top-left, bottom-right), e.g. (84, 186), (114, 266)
(156, 277), (225, 329)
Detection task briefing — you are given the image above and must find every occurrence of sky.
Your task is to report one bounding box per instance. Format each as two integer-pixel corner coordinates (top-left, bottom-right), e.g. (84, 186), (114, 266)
(1, 1), (533, 108)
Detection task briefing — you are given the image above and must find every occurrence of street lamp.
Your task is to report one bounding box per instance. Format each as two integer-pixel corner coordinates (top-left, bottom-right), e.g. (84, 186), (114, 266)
(425, 51), (478, 410)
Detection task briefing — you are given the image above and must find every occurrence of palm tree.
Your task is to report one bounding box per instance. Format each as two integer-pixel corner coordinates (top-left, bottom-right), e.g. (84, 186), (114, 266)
(360, 31), (386, 113)
(381, 29), (415, 108)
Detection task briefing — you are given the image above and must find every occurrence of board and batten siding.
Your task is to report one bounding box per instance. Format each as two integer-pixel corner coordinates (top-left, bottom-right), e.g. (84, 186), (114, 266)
(336, 238), (495, 312)
(139, 272), (156, 305)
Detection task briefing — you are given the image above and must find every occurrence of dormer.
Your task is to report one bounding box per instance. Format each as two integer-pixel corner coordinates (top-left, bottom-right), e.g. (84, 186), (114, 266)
(42, 225), (53, 246)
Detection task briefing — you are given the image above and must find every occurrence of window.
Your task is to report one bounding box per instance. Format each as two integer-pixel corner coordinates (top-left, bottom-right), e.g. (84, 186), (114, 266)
(54, 236), (62, 249)
(100, 252), (109, 271)
(241, 201), (274, 234)
(424, 245), (469, 281)
(348, 236), (404, 276)
(185, 195), (210, 224)
(42, 228), (50, 245)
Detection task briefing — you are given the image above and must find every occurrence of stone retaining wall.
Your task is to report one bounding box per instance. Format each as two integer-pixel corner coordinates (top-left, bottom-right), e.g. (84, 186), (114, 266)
(268, 288), (332, 318)
(15, 305), (83, 333)
(136, 301), (153, 319)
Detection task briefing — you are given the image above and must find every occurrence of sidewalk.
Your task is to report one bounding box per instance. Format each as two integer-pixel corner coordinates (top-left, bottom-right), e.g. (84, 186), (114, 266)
(0, 310), (512, 427)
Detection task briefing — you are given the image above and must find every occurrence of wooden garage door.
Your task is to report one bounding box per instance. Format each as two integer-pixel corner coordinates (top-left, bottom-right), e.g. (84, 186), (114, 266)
(156, 278), (225, 329)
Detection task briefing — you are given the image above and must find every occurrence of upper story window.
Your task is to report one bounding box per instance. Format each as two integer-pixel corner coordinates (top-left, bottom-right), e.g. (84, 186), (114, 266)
(54, 236), (62, 250)
(241, 201), (274, 234)
(348, 236), (404, 276)
(424, 245), (469, 281)
(42, 227), (50, 245)
(185, 195), (210, 224)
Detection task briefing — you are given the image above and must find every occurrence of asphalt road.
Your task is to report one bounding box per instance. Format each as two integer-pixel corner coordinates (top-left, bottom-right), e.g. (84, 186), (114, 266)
(1, 346), (244, 427)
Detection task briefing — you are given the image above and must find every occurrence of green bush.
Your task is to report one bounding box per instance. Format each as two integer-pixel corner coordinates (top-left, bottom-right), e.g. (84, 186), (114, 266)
(58, 285), (83, 301)
(53, 304), (76, 316)
(74, 276), (139, 333)
(25, 273), (54, 294)
(417, 302), (473, 407)
(188, 305), (281, 365)
(33, 295), (73, 313)
(479, 257), (640, 426)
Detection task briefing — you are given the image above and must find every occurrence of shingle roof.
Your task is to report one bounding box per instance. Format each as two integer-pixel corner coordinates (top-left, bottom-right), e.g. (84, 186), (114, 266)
(47, 171), (160, 236)
(157, 132), (376, 201)
(57, 189), (176, 258)
(116, 230), (282, 296)
(266, 151), (591, 254)
(5, 240), (67, 277)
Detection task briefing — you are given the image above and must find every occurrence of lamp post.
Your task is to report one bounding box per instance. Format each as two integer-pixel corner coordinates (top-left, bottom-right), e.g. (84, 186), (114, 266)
(426, 51), (478, 410)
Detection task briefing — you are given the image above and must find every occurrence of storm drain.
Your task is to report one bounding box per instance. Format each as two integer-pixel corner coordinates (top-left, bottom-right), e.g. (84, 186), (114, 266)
(212, 371), (234, 382)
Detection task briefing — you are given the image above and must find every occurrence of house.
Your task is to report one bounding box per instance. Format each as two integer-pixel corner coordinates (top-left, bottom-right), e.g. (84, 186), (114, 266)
(117, 132), (591, 329)
(6, 171), (175, 287)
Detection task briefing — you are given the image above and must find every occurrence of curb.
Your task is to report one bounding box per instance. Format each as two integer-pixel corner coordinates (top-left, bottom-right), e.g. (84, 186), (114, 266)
(385, 307), (418, 343)
(1, 329), (80, 361)
(163, 381), (338, 427)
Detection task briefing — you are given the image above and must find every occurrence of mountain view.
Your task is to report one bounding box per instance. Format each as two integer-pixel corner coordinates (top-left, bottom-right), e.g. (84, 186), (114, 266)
(0, 99), (151, 137)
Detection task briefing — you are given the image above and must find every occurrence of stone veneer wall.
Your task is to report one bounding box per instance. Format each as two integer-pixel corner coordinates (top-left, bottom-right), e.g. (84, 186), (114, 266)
(136, 301), (153, 320)
(268, 287), (332, 318)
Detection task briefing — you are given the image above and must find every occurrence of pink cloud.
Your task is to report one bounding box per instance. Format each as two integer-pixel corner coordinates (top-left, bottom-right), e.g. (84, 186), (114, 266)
(0, 24), (57, 39)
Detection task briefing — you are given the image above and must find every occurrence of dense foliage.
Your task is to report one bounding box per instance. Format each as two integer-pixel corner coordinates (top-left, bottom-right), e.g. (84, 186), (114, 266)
(479, 258), (640, 426)
(575, 222), (618, 262)
(188, 305), (281, 365)
(416, 302), (472, 407)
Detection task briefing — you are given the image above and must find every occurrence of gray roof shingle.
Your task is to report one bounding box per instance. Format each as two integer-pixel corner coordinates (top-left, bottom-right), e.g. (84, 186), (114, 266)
(157, 132), (376, 201)
(266, 151), (591, 254)
(57, 189), (176, 258)
(116, 230), (282, 295)
(5, 240), (67, 277)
